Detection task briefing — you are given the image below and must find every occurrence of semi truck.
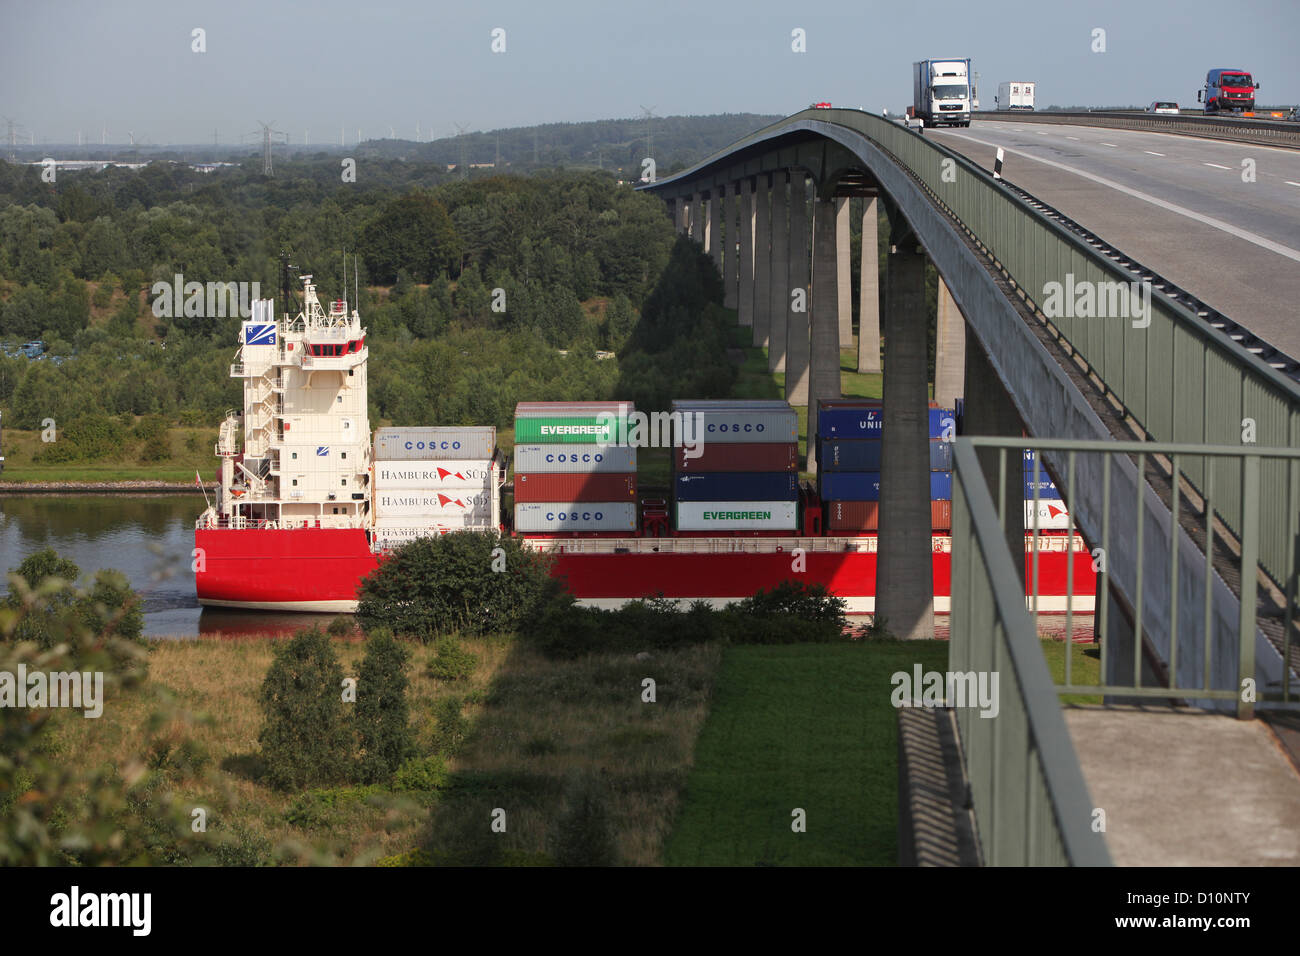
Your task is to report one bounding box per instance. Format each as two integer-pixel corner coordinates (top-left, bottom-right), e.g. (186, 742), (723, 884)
(911, 58), (973, 128)
(995, 81), (1035, 111)
(1198, 69), (1258, 113)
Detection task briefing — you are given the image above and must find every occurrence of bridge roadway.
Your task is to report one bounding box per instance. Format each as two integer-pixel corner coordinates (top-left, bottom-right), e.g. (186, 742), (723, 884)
(933, 120), (1300, 358)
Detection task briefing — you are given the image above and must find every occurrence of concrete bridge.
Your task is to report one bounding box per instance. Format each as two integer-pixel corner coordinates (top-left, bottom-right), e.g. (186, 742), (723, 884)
(640, 108), (1300, 865)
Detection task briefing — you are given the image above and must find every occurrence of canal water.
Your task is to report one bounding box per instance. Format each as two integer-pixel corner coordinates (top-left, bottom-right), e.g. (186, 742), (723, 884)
(0, 494), (338, 638)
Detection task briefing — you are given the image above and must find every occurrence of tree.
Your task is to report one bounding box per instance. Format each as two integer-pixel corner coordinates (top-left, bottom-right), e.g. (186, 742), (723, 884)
(361, 192), (460, 284)
(258, 627), (352, 790)
(354, 628), (414, 783)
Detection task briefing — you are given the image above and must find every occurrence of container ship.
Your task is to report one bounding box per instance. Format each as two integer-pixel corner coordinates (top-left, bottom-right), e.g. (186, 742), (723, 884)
(195, 279), (1094, 615)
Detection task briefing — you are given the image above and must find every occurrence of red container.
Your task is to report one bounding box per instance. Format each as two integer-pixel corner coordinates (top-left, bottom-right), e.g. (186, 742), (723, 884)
(513, 472), (636, 503)
(674, 442), (799, 473)
(825, 500), (953, 532)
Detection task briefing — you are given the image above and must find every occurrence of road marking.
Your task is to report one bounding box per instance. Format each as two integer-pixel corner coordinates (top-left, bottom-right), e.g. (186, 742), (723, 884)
(939, 131), (1300, 264)
(1100, 142), (1118, 147)
(1067, 136), (1080, 140)
(1144, 150), (1165, 156)
(1036, 130), (1048, 135)
(1203, 162), (1231, 170)
(1286, 181), (1300, 187)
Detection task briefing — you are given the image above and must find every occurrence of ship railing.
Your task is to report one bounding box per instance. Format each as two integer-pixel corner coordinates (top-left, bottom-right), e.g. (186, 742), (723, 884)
(230, 362), (245, 377)
(197, 515), (363, 531)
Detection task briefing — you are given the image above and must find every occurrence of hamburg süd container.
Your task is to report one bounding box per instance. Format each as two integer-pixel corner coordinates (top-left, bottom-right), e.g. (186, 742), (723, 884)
(674, 441), (799, 473)
(374, 491), (494, 519)
(375, 460), (495, 490)
(1025, 499), (1072, 530)
(674, 471), (799, 502)
(512, 443), (637, 474)
(374, 426), (496, 461)
(514, 501), (638, 533)
(512, 472), (636, 503)
(674, 500), (799, 532)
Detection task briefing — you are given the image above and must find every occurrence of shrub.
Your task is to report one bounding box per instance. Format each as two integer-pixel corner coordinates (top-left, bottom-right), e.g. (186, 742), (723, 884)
(258, 627), (353, 791)
(393, 754), (449, 793)
(427, 635), (478, 682)
(550, 771), (619, 867)
(354, 628), (414, 783)
(430, 696), (470, 758)
(135, 414), (171, 462)
(357, 531), (561, 642)
(327, 615), (354, 637)
(3, 549), (144, 650)
(720, 581), (849, 644)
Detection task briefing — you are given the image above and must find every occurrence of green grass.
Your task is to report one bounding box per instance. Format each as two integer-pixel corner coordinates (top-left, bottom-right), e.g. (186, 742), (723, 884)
(663, 640), (949, 866)
(1039, 637), (1103, 705)
(1, 426), (219, 483)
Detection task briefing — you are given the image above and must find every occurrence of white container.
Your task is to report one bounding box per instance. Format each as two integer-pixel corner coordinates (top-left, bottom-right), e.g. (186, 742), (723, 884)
(373, 426), (496, 461)
(669, 406), (798, 444)
(1024, 499), (1072, 530)
(511, 443), (637, 473)
(514, 501), (637, 533)
(374, 459), (494, 490)
(374, 491), (494, 518)
(674, 500), (799, 531)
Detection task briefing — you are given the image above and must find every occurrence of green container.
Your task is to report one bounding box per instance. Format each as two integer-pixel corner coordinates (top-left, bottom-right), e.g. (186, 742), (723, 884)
(513, 415), (630, 444)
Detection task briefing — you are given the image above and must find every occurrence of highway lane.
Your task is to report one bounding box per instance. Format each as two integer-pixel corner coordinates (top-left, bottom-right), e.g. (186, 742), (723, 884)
(931, 121), (1300, 359)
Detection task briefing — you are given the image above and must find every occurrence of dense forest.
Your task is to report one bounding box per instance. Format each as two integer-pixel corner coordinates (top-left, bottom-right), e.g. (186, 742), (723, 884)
(0, 148), (736, 451)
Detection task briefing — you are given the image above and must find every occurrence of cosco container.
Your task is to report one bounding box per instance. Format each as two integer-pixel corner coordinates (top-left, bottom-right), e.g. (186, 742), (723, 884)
(674, 500), (799, 532)
(819, 472), (953, 501)
(824, 500), (953, 532)
(373, 426), (496, 461)
(374, 460), (495, 490)
(512, 443), (636, 474)
(514, 501), (637, 533)
(513, 415), (631, 445)
(819, 439), (883, 471)
(674, 471), (798, 501)
(669, 407), (798, 444)
(513, 472), (636, 503)
(674, 441), (799, 473)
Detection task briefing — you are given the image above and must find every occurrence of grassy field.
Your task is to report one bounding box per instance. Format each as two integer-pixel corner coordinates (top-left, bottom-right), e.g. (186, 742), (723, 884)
(663, 640), (950, 866)
(0, 425), (218, 483)
(1039, 637), (1103, 705)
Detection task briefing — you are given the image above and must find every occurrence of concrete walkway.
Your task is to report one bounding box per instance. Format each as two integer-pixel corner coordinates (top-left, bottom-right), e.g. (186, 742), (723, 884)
(1065, 706), (1300, 866)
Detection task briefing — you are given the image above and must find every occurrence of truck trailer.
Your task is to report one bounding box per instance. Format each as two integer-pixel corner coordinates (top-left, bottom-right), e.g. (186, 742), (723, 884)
(995, 81), (1035, 111)
(911, 58), (973, 128)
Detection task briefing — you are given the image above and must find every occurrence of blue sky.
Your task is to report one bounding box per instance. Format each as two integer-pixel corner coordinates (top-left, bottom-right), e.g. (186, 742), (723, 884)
(2, 0), (1296, 145)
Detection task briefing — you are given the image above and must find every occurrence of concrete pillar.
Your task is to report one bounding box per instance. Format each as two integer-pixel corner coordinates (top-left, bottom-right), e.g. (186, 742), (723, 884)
(876, 242), (935, 640)
(934, 277), (966, 409)
(836, 196), (852, 348)
(737, 178), (754, 328)
(724, 188), (738, 310)
(963, 325), (1026, 587)
(808, 196), (841, 472)
(857, 196), (882, 373)
(768, 172), (789, 372)
(691, 191), (704, 244)
(753, 175), (771, 349)
(710, 187), (723, 275)
(785, 173), (810, 405)
(670, 198), (684, 235)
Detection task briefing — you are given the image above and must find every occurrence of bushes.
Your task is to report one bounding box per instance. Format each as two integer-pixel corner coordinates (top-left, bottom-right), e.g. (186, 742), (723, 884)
(354, 628), (414, 783)
(356, 531), (560, 642)
(258, 627), (352, 791)
(550, 771), (618, 867)
(427, 635), (478, 682)
(3, 548), (145, 651)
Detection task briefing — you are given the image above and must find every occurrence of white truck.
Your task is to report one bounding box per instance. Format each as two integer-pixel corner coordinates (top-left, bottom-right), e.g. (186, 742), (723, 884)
(995, 81), (1035, 111)
(910, 58), (973, 128)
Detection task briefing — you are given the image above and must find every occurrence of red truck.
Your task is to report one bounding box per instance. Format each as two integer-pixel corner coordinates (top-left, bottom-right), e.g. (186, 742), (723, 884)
(1198, 69), (1259, 114)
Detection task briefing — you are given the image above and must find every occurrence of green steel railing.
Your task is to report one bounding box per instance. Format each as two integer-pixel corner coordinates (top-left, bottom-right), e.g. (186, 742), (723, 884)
(949, 438), (1112, 866)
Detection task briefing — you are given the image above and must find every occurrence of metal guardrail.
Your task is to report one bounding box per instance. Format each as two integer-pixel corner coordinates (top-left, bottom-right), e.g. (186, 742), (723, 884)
(974, 109), (1300, 148)
(949, 437), (1113, 866)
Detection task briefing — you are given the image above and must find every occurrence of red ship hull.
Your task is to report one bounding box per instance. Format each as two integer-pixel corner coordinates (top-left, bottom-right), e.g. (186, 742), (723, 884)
(195, 527), (1096, 615)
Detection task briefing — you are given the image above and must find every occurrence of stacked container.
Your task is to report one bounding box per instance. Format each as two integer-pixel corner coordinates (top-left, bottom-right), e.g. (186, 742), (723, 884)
(817, 399), (956, 533)
(1023, 448), (1071, 529)
(512, 401), (637, 534)
(371, 426), (501, 549)
(670, 399), (799, 533)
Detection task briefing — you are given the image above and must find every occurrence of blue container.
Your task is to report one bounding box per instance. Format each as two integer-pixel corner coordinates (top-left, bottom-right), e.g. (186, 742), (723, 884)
(1023, 476), (1062, 500)
(930, 471), (953, 501)
(820, 439), (883, 471)
(819, 471), (881, 501)
(930, 440), (953, 471)
(929, 408), (956, 439)
(818, 405), (884, 438)
(674, 471), (799, 502)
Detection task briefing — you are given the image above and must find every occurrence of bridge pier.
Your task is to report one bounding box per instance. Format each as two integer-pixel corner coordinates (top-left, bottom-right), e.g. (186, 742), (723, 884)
(737, 178), (755, 329)
(753, 176), (771, 349)
(724, 186), (738, 310)
(768, 172), (789, 373)
(934, 277), (966, 409)
(785, 172), (811, 405)
(858, 195), (882, 373)
(836, 196), (852, 348)
(709, 188), (723, 275)
(877, 238), (935, 640)
(808, 195), (842, 472)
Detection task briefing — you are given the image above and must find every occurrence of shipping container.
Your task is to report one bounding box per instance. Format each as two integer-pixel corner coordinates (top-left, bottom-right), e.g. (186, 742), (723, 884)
(819, 439), (883, 471)
(1025, 498), (1073, 530)
(930, 440), (953, 471)
(373, 426), (496, 461)
(1023, 476), (1062, 499)
(374, 460), (495, 490)
(513, 415), (631, 445)
(819, 471), (952, 501)
(824, 500), (953, 532)
(674, 471), (799, 501)
(816, 400), (955, 439)
(512, 443), (636, 474)
(514, 501), (638, 533)
(670, 410), (798, 444)
(513, 472), (636, 503)
(373, 491), (494, 517)
(515, 401), (634, 417)
(674, 441), (799, 473)
(674, 500), (799, 532)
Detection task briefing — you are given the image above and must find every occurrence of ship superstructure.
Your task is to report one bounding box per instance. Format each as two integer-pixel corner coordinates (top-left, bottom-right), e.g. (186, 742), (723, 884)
(201, 275), (371, 532)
